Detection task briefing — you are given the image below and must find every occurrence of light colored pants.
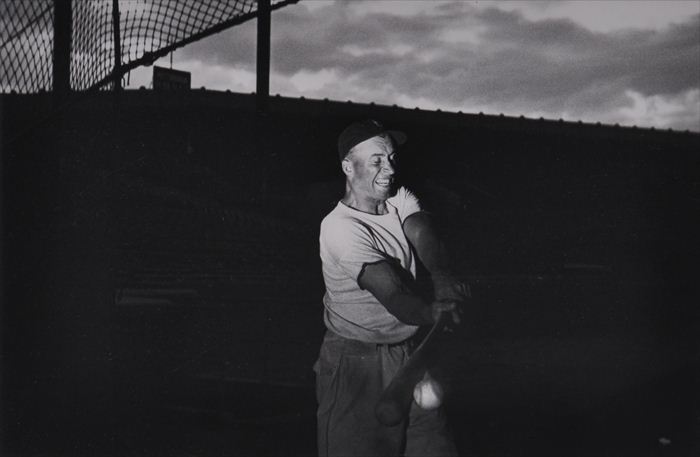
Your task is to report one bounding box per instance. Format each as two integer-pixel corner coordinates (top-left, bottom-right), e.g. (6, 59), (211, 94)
(314, 330), (458, 457)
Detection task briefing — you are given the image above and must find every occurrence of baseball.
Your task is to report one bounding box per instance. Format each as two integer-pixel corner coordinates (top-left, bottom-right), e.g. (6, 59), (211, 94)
(413, 374), (444, 410)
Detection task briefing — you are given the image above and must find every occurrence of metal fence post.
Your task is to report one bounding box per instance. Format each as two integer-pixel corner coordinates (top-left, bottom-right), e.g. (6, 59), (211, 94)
(256, 0), (271, 113)
(112, 0), (122, 92)
(53, 0), (72, 101)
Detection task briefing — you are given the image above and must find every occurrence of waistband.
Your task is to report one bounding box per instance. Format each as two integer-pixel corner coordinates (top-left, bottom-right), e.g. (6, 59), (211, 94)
(322, 329), (415, 356)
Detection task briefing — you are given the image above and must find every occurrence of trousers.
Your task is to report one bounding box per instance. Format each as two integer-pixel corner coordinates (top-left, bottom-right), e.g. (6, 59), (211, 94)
(314, 329), (458, 457)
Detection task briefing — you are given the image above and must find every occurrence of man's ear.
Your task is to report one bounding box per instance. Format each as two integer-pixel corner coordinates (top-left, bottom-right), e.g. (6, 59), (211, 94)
(341, 157), (353, 176)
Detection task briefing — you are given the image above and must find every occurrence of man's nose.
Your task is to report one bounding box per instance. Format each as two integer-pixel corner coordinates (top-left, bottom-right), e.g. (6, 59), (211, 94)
(383, 159), (395, 174)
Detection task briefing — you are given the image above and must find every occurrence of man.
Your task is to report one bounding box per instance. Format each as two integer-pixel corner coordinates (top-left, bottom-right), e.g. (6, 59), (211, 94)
(315, 119), (467, 456)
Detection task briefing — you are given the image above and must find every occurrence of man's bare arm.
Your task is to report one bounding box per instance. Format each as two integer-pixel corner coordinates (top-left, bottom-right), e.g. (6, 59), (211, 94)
(402, 211), (468, 303)
(358, 260), (458, 326)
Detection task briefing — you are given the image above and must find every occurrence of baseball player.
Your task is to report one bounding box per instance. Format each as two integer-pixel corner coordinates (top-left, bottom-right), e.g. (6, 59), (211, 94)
(315, 119), (467, 456)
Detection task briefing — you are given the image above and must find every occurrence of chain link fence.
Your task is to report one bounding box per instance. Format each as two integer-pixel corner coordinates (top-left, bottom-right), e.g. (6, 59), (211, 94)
(1, 0), (297, 94)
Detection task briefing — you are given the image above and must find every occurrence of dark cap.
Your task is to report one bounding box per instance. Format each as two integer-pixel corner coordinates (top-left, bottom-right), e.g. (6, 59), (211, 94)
(337, 119), (407, 160)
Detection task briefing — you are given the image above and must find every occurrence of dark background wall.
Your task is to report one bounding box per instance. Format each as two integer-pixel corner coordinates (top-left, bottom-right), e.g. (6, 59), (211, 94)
(1, 91), (698, 456)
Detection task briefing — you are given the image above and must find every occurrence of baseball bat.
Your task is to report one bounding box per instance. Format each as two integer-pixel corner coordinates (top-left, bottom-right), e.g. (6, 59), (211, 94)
(375, 311), (450, 426)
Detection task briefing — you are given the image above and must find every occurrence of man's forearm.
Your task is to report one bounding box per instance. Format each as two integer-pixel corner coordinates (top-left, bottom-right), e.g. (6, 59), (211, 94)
(358, 259), (435, 326)
(382, 290), (434, 326)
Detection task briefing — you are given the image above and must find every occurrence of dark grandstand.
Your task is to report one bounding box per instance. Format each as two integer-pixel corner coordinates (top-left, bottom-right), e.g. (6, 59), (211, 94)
(2, 88), (698, 456)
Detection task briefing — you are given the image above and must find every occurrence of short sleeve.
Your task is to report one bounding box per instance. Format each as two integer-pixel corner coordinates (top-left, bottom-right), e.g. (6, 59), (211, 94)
(320, 217), (389, 282)
(387, 187), (422, 223)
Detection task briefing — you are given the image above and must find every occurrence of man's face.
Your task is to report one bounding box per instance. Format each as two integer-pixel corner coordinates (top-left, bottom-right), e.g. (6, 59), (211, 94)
(344, 135), (397, 202)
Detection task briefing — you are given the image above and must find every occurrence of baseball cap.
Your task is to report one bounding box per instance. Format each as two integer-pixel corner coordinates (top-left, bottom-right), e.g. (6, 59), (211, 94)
(337, 119), (407, 160)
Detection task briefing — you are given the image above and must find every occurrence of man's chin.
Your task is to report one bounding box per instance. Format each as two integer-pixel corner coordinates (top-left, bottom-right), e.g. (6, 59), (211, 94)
(375, 185), (396, 199)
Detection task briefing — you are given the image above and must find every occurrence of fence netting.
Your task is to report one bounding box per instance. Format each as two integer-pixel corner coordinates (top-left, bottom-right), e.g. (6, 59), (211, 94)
(1, 1), (54, 93)
(1, 0), (295, 94)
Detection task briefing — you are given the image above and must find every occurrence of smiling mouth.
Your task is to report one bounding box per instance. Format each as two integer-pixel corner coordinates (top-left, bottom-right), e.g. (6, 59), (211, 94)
(375, 178), (393, 188)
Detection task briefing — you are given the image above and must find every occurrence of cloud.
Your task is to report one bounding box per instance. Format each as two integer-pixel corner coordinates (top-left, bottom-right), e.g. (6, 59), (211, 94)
(488, 0), (700, 33)
(168, 1), (699, 130)
(617, 88), (700, 131)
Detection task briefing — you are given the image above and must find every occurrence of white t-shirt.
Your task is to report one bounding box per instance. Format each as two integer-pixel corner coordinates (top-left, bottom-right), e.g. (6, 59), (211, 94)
(319, 187), (422, 343)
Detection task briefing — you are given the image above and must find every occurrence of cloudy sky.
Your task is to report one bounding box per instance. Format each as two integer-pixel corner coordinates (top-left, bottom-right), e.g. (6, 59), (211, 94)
(127, 0), (700, 132)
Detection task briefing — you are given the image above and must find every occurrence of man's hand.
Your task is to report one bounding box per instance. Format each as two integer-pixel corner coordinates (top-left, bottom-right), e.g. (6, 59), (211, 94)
(430, 299), (461, 326)
(432, 272), (470, 303)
